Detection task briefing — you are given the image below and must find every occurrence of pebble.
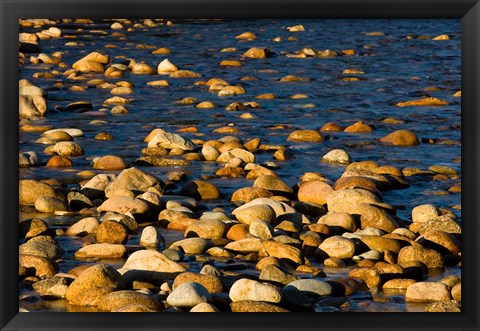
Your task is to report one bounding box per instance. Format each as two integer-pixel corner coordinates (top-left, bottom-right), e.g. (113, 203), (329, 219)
(34, 196), (68, 213)
(170, 238), (211, 254)
(243, 47), (271, 58)
(97, 290), (161, 312)
(167, 282), (212, 308)
(396, 97), (448, 107)
(157, 58), (178, 74)
(297, 180), (333, 206)
(405, 282), (452, 302)
(52, 141), (83, 156)
(233, 203), (276, 225)
(32, 277), (69, 298)
(19, 151), (42, 167)
(173, 272), (223, 293)
(180, 180), (221, 200)
(253, 175), (293, 195)
(263, 240), (304, 265)
(66, 217), (99, 236)
(317, 212), (357, 233)
(65, 264), (124, 306)
(398, 245), (443, 269)
(318, 236), (356, 259)
(287, 129), (323, 142)
(229, 278), (282, 303)
(322, 149), (351, 164)
(224, 237), (264, 254)
(249, 219), (274, 240)
(380, 130), (419, 146)
(139, 226), (161, 247)
(19, 254), (58, 278)
(326, 189), (381, 213)
(75, 243), (127, 259)
(46, 155), (73, 167)
(283, 279), (333, 298)
(120, 250), (185, 275)
(97, 197), (150, 218)
(185, 219), (228, 240)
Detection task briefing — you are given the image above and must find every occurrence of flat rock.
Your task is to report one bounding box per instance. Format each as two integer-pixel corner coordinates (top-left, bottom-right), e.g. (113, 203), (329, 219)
(97, 197), (150, 218)
(405, 282), (452, 302)
(231, 301), (289, 312)
(65, 264), (124, 306)
(318, 235), (355, 259)
(398, 245), (443, 269)
(75, 244), (127, 259)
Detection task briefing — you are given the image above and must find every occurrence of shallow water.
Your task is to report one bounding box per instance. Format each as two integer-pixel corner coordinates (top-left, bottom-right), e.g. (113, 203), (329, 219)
(19, 18), (461, 312)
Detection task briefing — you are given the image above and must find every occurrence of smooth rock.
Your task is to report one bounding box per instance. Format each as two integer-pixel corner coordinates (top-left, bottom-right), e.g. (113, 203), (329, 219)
(97, 197), (150, 218)
(233, 204), (276, 225)
(66, 217), (99, 236)
(97, 290), (161, 312)
(298, 180), (333, 206)
(19, 180), (64, 206)
(229, 278), (282, 303)
(398, 245), (443, 269)
(167, 282), (212, 308)
(318, 236), (355, 259)
(75, 244), (127, 259)
(322, 149), (351, 164)
(180, 180), (221, 200)
(65, 264), (124, 306)
(405, 282), (452, 302)
(173, 272), (223, 293)
(185, 219), (228, 239)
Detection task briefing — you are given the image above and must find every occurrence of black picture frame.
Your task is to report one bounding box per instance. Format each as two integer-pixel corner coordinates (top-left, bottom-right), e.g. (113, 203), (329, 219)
(2, 0), (479, 330)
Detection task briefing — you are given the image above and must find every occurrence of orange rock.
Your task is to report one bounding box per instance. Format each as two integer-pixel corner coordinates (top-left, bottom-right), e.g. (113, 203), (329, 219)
(380, 130), (419, 146)
(344, 121), (372, 133)
(46, 155), (72, 167)
(320, 122), (343, 132)
(287, 130), (323, 142)
(396, 97), (449, 107)
(297, 180), (333, 205)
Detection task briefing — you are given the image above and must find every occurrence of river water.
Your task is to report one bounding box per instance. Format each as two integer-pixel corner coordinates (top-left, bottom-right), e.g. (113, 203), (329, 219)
(19, 18), (461, 312)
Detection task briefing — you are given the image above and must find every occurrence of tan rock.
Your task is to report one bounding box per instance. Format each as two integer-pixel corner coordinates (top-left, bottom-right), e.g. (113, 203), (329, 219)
(398, 245), (443, 269)
(243, 47), (271, 58)
(318, 236), (355, 259)
(65, 264), (124, 306)
(97, 290), (161, 312)
(185, 219), (228, 239)
(298, 180), (333, 205)
(287, 130), (323, 142)
(405, 282), (452, 302)
(173, 272), (223, 293)
(75, 243), (127, 259)
(380, 130), (419, 146)
(396, 97), (448, 107)
(263, 240), (304, 265)
(180, 180), (221, 200)
(229, 278), (282, 303)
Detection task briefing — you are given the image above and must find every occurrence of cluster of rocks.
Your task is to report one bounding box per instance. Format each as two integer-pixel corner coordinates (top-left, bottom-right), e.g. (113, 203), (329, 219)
(19, 156), (461, 312)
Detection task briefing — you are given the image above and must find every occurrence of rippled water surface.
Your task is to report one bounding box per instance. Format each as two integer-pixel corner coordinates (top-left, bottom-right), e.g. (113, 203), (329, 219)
(19, 18), (461, 313)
